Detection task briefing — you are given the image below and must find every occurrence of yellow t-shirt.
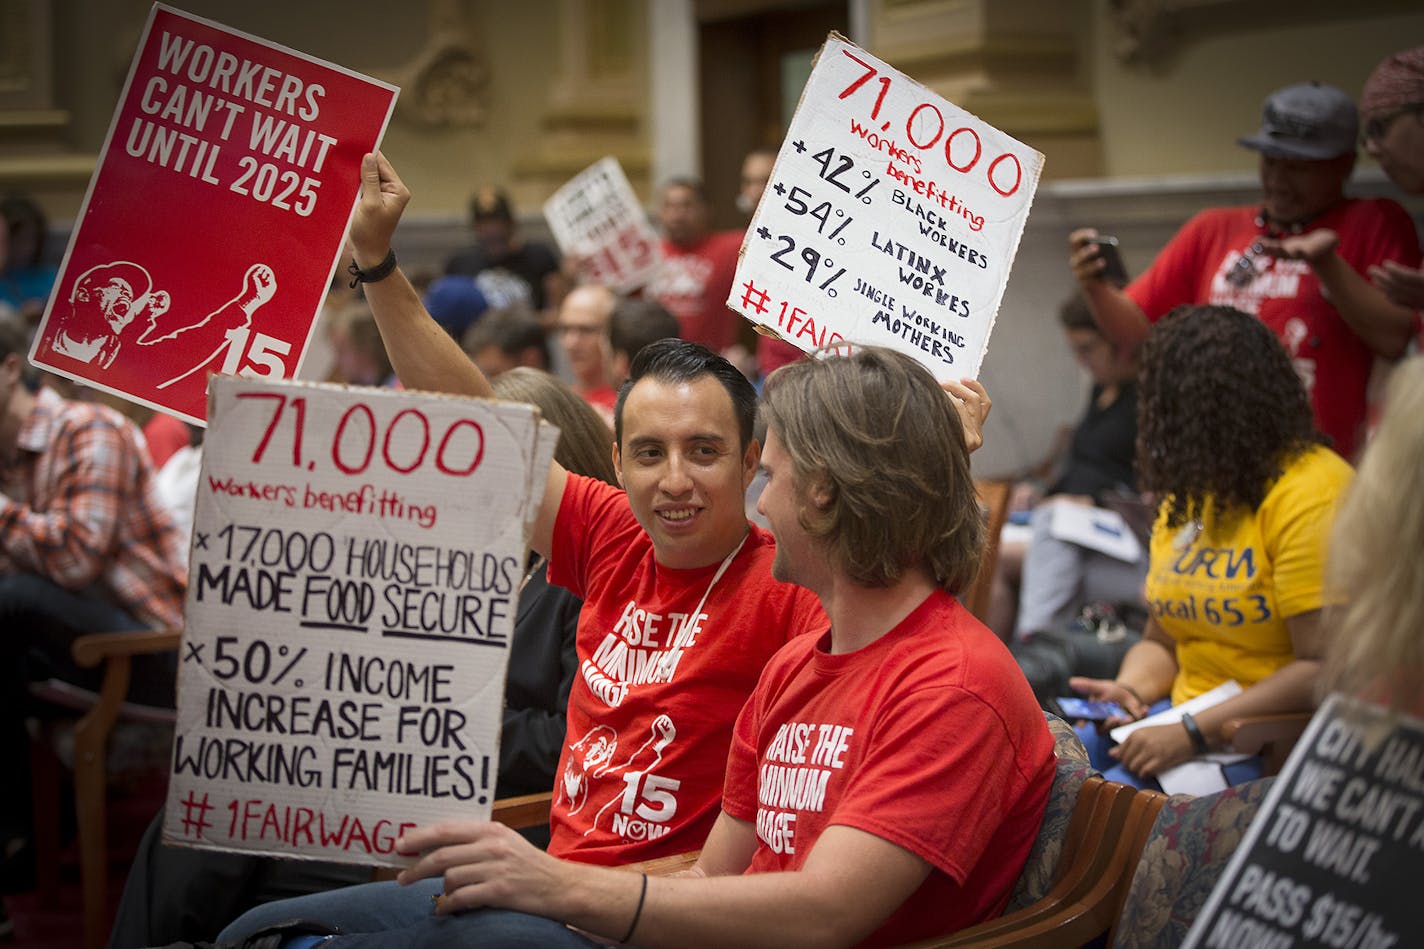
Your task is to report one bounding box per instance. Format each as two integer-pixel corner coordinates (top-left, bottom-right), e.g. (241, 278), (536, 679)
(1144, 445), (1352, 706)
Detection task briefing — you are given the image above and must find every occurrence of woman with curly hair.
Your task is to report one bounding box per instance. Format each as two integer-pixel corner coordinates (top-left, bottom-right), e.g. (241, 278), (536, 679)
(1070, 304), (1352, 788)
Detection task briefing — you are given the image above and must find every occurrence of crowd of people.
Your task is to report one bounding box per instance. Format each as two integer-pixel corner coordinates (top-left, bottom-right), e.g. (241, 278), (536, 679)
(0, 42), (1419, 949)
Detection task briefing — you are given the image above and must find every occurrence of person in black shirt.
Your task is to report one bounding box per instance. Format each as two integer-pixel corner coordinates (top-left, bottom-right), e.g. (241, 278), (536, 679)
(990, 295), (1146, 641)
(444, 188), (563, 312)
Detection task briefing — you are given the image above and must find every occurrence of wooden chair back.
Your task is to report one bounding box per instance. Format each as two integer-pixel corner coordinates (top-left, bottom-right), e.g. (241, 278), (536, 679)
(963, 479), (1011, 622)
(30, 627), (180, 949)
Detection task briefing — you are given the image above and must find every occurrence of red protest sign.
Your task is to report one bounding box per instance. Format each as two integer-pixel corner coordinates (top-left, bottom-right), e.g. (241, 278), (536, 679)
(29, 3), (398, 424)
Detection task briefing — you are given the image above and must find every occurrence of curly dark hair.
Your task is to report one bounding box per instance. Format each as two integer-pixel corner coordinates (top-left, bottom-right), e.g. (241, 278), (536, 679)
(1137, 305), (1326, 529)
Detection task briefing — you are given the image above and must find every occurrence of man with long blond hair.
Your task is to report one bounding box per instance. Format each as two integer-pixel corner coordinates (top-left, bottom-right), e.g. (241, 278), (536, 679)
(227, 343), (1051, 948)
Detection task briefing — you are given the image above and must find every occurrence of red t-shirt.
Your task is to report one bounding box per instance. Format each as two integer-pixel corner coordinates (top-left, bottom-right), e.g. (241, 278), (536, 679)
(546, 474), (826, 865)
(142, 411), (191, 470)
(577, 385), (617, 429)
(650, 230), (745, 352)
(723, 590), (1055, 948)
(757, 334), (804, 382)
(1126, 199), (1421, 460)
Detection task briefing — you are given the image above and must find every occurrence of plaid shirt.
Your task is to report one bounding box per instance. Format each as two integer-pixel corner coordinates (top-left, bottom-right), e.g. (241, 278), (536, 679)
(0, 387), (186, 629)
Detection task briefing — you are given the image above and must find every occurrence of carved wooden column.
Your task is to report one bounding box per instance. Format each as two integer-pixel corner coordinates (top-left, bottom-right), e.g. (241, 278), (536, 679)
(0, 0), (94, 209)
(862, 0), (1102, 179)
(511, 0), (651, 205)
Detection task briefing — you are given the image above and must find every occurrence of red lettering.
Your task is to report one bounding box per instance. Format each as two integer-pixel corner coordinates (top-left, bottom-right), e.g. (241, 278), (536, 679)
(319, 811), (351, 847)
(333, 404), (377, 474)
(435, 419), (485, 476)
(382, 408), (431, 474)
(905, 102), (944, 150)
(988, 152), (1023, 197)
(944, 127), (981, 173)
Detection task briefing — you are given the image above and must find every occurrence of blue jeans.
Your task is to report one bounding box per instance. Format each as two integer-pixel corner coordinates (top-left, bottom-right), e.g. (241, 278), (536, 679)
(217, 879), (603, 948)
(1075, 699), (1264, 790)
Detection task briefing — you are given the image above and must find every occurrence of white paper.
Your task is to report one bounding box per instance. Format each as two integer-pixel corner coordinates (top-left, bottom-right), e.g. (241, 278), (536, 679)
(543, 157), (662, 293)
(1110, 680), (1244, 744)
(1046, 500), (1142, 563)
(1155, 752), (1261, 796)
(1113, 681), (1251, 794)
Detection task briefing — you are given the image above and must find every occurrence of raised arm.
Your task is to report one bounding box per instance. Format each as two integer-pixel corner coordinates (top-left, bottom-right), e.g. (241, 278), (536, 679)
(1069, 228), (1150, 351)
(349, 152), (494, 400)
(350, 152), (567, 556)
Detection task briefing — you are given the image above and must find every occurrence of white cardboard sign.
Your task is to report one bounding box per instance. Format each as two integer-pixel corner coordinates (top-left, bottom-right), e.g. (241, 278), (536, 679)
(162, 377), (556, 865)
(729, 34), (1043, 379)
(543, 156), (662, 293)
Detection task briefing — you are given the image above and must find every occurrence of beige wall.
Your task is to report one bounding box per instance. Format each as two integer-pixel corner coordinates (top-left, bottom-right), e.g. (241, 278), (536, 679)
(11, 2), (1423, 218)
(4, 1), (1421, 476)
(6, 0), (579, 221)
(1090, 3), (1424, 178)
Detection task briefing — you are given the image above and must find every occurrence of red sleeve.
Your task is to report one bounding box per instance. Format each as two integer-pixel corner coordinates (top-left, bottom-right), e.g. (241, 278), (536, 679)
(546, 473), (637, 600)
(1125, 209), (1221, 321)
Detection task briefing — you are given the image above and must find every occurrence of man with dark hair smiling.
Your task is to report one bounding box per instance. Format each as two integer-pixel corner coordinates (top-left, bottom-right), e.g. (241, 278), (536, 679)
(218, 152), (1010, 948)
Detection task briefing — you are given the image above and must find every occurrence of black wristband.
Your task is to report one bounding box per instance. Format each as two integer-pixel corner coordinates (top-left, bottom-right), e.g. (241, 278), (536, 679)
(622, 872), (648, 943)
(1180, 711), (1210, 755)
(347, 249), (397, 288)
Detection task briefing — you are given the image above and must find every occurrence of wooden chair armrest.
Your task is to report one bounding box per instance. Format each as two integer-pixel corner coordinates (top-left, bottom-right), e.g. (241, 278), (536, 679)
(1220, 713), (1312, 756)
(491, 792), (553, 831)
(918, 787), (1168, 949)
(71, 628), (182, 668)
(624, 850), (701, 877)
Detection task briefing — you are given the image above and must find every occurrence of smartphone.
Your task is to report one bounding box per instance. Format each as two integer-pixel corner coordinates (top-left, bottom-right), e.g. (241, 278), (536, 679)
(1056, 697), (1128, 721)
(1086, 236), (1129, 286)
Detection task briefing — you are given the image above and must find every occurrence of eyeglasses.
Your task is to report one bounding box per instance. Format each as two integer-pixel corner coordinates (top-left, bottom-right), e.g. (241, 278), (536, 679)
(1361, 104), (1424, 146)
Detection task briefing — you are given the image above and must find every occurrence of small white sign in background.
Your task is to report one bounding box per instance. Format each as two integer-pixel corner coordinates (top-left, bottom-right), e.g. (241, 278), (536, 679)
(730, 33), (1044, 379)
(163, 377), (556, 865)
(544, 157), (662, 293)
